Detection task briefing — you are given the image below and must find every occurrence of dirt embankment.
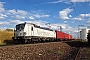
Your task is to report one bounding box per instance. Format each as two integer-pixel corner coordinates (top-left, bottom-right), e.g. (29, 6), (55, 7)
(0, 42), (72, 60)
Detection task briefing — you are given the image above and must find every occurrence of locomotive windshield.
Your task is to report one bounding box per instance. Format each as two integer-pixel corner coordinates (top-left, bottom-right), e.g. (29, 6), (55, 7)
(16, 24), (25, 31)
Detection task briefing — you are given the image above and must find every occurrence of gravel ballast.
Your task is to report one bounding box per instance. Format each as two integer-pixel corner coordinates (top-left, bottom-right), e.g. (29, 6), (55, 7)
(0, 42), (71, 60)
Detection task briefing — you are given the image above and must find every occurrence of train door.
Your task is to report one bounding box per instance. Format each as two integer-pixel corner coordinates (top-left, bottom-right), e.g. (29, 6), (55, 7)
(31, 26), (34, 36)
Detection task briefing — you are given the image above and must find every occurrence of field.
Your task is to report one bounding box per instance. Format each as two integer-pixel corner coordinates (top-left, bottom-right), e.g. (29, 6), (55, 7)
(0, 29), (14, 44)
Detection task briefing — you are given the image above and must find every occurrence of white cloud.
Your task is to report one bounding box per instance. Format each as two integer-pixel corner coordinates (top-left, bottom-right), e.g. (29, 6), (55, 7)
(71, 13), (90, 21)
(6, 9), (28, 19)
(34, 14), (41, 18)
(72, 17), (83, 20)
(0, 2), (6, 19)
(59, 8), (73, 20)
(46, 0), (90, 4)
(16, 15), (25, 19)
(45, 0), (70, 4)
(34, 14), (50, 18)
(0, 13), (7, 19)
(7, 9), (27, 15)
(0, 20), (24, 29)
(10, 20), (23, 24)
(0, 2), (5, 12)
(29, 16), (34, 20)
(7, 9), (17, 15)
(48, 0), (62, 4)
(86, 18), (90, 23)
(17, 10), (27, 15)
(69, 15), (72, 17)
(80, 13), (90, 17)
(42, 15), (50, 17)
(64, 21), (68, 23)
(70, 0), (90, 3)
(0, 22), (9, 25)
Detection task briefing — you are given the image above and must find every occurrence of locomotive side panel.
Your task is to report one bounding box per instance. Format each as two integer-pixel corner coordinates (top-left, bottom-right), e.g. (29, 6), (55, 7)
(24, 24), (31, 36)
(43, 29), (56, 38)
(22, 24), (35, 37)
(33, 26), (56, 38)
(33, 27), (44, 37)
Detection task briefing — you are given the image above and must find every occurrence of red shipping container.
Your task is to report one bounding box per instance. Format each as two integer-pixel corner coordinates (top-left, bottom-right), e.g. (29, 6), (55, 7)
(55, 30), (65, 39)
(64, 33), (68, 40)
(55, 30), (72, 40)
(70, 35), (72, 39)
(65, 34), (72, 40)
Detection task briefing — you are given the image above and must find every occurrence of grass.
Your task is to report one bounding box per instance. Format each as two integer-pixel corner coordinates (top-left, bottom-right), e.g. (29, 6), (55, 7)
(87, 47), (90, 60)
(88, 51), (90, 54)
(58, 51), (64, 55)
(47, 49), (53, 53)
(0, 29), (14, 44)
(47, 49), (64, 55)
(0, 43), (7, 46)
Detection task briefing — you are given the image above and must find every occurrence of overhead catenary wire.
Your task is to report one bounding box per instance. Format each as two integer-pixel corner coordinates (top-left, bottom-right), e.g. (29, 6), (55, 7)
(70, 2), (82, 25)
(22, 0), (62, 28)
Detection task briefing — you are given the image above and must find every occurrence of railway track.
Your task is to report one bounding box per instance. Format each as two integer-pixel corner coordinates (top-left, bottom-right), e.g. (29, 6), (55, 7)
(0, 41), (69, 48)
(0, 40), (75, 47)
(75, 47), (88, 60)
(53, 47), (88, 60)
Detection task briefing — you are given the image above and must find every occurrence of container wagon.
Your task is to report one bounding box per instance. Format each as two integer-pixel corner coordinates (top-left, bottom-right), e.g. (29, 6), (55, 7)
(55, 30), (72, 41)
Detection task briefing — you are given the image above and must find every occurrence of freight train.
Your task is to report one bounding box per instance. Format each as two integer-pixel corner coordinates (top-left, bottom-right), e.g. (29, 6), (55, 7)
(12, 22), (72, 43)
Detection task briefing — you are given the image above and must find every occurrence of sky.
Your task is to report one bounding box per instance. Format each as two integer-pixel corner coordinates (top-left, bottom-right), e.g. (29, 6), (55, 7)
(0, 0), (90, 38)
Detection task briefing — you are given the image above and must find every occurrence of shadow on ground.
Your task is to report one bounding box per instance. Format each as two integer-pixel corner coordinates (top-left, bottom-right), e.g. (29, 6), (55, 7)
(4, 40), (16, 45)
(65, 41), (90, 48)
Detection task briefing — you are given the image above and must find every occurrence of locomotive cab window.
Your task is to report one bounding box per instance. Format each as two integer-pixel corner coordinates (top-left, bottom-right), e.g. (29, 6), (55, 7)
(31, 27), (33, 31)
(16, 24), (25, 31)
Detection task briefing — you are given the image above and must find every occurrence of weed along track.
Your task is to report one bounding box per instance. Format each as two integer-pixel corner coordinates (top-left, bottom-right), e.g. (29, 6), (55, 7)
(54, 47), (79, 60)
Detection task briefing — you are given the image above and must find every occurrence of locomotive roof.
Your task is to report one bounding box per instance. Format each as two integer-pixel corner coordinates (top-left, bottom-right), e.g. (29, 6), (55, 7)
(33, 24), (53, 31)
(24, 22), (54, 31)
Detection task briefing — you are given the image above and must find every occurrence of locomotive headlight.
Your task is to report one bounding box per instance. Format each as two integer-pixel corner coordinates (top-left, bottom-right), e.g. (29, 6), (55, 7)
(23, 32), (26, 35)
